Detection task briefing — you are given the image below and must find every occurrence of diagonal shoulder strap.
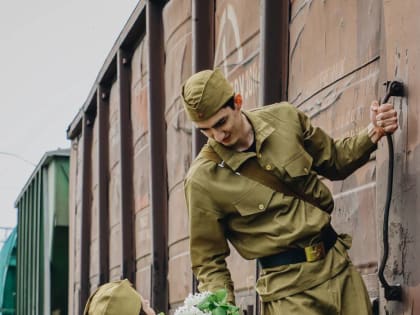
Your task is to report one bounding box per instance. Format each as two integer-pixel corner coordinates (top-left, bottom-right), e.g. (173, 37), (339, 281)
(200, 145), (322, 210)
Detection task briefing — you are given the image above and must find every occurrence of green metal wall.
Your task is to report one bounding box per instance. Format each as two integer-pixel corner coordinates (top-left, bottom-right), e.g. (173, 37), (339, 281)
(15, 150), (69, 315)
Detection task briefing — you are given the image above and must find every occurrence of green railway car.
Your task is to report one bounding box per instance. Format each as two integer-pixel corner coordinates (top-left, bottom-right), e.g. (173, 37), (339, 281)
(14, 149), (69, 315)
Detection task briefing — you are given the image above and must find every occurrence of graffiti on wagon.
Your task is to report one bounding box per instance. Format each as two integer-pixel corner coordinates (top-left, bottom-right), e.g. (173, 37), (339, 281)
(215, 3), (260, 108)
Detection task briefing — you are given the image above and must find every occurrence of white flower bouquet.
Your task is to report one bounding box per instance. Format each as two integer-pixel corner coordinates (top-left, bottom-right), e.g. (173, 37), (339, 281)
(170, 289), (240, 315)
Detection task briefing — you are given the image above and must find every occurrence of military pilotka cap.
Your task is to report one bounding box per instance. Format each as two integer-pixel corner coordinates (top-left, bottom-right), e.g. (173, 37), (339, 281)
(181, 69), (234, 122)
(83, 279), (142, 315)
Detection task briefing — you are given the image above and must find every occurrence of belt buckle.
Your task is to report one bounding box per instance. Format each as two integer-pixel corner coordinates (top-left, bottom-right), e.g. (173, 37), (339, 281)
(304, 242), (326, 262)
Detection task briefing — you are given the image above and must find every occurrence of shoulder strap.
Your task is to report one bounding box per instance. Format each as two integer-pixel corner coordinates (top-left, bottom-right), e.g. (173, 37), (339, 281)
(200, 146), (322, 210)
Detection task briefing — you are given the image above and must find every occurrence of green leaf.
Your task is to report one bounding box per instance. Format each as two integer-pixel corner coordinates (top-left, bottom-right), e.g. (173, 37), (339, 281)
(214, 289), (227, 303)
(194, 289), (241, 315)
(212, 306), (227, 315)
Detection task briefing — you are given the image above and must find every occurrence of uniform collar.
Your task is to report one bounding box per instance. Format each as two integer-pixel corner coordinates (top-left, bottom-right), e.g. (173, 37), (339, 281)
(208, 109), (275, 171)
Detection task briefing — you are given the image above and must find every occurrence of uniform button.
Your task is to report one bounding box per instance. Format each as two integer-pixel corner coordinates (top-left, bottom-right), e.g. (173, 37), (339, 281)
(257, 153), (262, 158)
(265, 164), (272, 170)
(303, 167), (308, 173)
(258, 204), (264, 210)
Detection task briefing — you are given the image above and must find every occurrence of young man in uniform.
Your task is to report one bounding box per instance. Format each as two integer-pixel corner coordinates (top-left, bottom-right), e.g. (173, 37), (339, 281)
(181, 69), (398, 314)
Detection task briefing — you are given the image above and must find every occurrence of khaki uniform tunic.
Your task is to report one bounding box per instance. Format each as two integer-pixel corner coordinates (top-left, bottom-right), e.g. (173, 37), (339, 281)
(184, 102), (376, 304)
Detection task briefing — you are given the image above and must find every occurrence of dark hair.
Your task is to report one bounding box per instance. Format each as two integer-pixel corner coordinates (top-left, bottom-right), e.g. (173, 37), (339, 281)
(222, 95), (235, 110)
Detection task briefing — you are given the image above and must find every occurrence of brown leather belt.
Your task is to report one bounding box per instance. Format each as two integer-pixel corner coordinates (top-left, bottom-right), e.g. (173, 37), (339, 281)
(258, 226), (338, 268)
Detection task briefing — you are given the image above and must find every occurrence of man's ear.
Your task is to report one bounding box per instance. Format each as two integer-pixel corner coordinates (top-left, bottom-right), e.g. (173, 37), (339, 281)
(234, 93), (243, 110)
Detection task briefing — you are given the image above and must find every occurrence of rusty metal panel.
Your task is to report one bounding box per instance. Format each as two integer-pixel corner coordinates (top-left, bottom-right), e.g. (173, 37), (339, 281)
(163, 0), (193, 308)
(163, 0), (193, 193)
(73, 136), (84, 315)
(132, 40), (150, 216)
(296, 56), (381, 299)
(289, 0), (381, 106)
(289, 0), (383, 297)
(130, 37), (153, 298)
(68, 142), (78, 315)
(135, 257), (152, 300)
(109, 224), (122, 281)
(131, 41), (149, 149)
(167, 239), (192, 305)
(108, 81), (122, 280)
(379, 1), (420, 313)
(89, 114), (100, 291)
(168, 186), (189, 249)
(167, 187), (191, 304)
(135, 206), (152, 258)
(215, 0), (261, 109)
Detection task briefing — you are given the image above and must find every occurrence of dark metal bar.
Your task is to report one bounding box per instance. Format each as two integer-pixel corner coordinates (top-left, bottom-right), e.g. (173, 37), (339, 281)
(191, 0), (215, 159)
(38, 173), (44, 315)
(258, 1), (290, 314)
(16, 202), (21, 315)
(18, 197), (25, 314)
(191, 0), (215, 293)
(259, 0), (290, 105)
(147, 1), (168, 313)
(97, 85), (110, 285)
(79, 113), (94, 315)
(29, 183), (34, 314)
(118, 49), (135, 283)
(34, 174), (40, 314)
(23, 194), (28, 314)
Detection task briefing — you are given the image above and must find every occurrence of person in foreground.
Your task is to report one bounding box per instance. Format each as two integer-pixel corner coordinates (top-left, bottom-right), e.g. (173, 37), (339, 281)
(181, 69), (399, 315)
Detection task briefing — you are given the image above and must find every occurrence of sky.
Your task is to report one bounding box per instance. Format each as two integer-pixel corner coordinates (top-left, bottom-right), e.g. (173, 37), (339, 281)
(0, 0), (140, 230)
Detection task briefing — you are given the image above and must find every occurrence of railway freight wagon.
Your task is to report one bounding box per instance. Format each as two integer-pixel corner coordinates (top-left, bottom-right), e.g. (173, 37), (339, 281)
(67, 0), (420, 314)
(14, 149), (70, 315)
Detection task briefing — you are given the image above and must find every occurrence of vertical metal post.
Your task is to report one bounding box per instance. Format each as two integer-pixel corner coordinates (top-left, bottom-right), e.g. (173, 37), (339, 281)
(147, 1), (168, 313)
(38, 173), (44, 315)
(97, 86), (110, 285)
(118, 49), (135, 283)
(17, 198), (25, 314)
(191, 0), (215, 294)
(79, 113), (93, 315)
(21, 195), (25, 314)
(26, 183), (33, 314)
(23, 194), (28, 314)
(259, 0), (289, 106)
(34, 174), (40, 315)
(16, 202), (21, 315)
(191, 0), (215, 159)
(258, 1), (290, 314)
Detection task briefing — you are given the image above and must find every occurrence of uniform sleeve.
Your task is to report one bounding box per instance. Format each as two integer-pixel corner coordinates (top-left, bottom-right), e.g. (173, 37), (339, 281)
(184, 178), (235, 304)
(297, 109), (377, 180)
